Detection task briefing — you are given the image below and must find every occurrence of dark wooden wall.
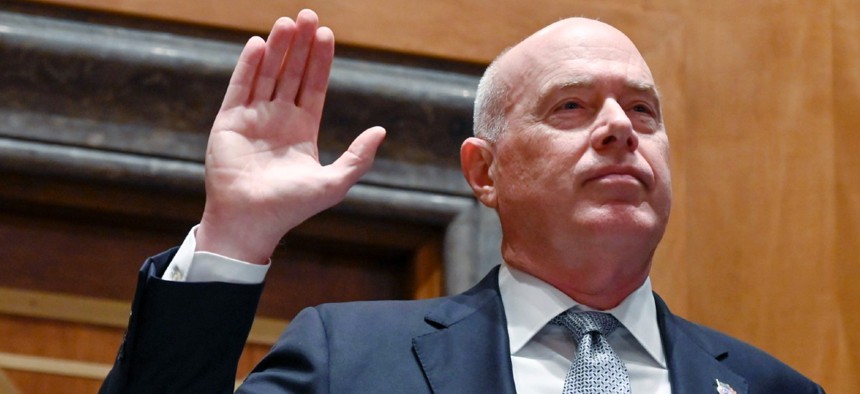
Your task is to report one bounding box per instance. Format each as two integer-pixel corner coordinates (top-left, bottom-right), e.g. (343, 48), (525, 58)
(0, 2), (500, 392)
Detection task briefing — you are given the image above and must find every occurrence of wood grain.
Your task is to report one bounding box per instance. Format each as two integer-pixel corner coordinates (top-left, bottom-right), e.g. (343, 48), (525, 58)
(0, 352), (110, 380)
(679, 1), (851, 390)
(832, 0), (860, 391)
(22, 0), (673, 64)
(0, 369), (21, 394)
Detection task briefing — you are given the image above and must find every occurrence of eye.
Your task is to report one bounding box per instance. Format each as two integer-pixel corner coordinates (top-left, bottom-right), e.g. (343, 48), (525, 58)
(557, 101), (582, 111)
(628, 102), (661, 133)
(631, 103), (653, 114)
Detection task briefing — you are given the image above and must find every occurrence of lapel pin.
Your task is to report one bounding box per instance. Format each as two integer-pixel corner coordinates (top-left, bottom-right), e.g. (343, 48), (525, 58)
(715, 379), (737, 394)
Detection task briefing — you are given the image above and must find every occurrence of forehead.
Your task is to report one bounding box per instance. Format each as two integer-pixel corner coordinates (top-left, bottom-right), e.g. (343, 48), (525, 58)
(500, 19), (656, 102)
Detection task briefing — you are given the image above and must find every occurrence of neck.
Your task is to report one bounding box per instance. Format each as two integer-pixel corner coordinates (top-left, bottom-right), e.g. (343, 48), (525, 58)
(501, 238), (655, 310)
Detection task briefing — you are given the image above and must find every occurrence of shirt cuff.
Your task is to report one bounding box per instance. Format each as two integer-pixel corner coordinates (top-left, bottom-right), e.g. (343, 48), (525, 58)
(162, 225), (270, 284)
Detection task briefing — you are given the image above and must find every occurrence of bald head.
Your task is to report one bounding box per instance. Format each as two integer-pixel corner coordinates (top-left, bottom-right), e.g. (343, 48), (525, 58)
(513, 17), (649, 64)
(474, 18), (656, 142)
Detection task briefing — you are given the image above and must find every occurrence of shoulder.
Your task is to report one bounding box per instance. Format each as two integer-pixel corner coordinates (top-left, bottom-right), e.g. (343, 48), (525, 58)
(295, 266), (504, 344)
(312, 265), (503, 330)
(673, 315), (785, 366)
(312, 297), (447, 334)
(660, 301), (824, 393)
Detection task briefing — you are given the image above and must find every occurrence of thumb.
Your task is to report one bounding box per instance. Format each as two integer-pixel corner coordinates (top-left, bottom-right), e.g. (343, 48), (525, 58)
(329, 126), (386, 185)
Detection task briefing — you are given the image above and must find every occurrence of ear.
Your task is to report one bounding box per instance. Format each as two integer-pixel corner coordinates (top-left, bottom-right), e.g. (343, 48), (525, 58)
(460, 137), (498, 208)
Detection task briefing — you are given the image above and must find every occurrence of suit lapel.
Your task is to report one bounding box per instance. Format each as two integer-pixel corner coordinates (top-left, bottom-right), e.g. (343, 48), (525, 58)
(655, 295), (748, 394)
(412, 273), (752, 394)
(412, 267), (517, 394)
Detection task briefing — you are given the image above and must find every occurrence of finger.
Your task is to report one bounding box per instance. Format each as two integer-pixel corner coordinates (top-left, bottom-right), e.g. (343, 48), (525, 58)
(328, 127), (387, 186)
(296, 26), (334, 116)
(220, 36), (266, 110)
(273, 9), (319, 103)
(252, 17), (297, 101)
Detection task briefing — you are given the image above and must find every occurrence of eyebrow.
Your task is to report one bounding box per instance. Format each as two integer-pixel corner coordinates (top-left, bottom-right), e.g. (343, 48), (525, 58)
(537, 76), (662, 107)
(626, 79), (661, 100)
(550, 77), (596, 95)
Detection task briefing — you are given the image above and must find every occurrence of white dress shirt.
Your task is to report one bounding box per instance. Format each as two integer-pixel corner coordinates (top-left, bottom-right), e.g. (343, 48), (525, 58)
(163, 226), (269, 284)
(165, 227), (671, 393)
(499, 265), (671, 393)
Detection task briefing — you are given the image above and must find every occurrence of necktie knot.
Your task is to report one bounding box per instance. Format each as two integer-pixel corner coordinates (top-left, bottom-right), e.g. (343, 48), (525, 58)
(550, 310), (631, 394)
(551, 310), (622, 339)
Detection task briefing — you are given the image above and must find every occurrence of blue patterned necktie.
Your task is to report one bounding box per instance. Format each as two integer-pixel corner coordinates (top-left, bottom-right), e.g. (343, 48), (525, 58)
(551, 311), (632, 394)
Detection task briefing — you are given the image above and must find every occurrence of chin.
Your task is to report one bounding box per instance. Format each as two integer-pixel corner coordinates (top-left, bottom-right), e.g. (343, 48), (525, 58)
(580, 205), (663, 234)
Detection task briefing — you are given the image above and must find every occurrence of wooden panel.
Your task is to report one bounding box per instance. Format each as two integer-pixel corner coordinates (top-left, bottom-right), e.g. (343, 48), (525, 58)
(678, 1), (845, 390)
(0, 294), (123, 392)
(0, 352), (110, 380)
(0, 314), (122, 369)
(832, 0), (860, 391)
(636, 13), (689, 317)
(410, 238), (444, 300)
(0, 369), (20, 394)
(0, 314), (118, 393)
(22, 0), (674, 64)
(0, 287), (287, 346)
(0, 288), (286, 392)
(260, 234), (416, 318)
(0, 288), (131, 329)
(0, 201), (433, 320)
(0, 203), (186, 302)
(4, 370), (102, 394)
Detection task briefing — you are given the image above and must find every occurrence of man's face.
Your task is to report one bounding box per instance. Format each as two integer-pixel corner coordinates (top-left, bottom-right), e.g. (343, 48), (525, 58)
(488, 20), (672, 276)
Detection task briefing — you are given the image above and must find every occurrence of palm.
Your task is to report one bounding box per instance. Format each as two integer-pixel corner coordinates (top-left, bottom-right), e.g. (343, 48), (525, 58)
(208, 101), (336, 221)
(197, 11), (385, 263)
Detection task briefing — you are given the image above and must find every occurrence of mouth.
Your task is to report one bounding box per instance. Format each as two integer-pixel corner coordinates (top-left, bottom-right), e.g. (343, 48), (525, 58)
(583, 166), (651, 189)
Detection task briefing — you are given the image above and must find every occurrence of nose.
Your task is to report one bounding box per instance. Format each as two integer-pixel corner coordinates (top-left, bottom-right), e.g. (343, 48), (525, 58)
(591, 99), (638, 152)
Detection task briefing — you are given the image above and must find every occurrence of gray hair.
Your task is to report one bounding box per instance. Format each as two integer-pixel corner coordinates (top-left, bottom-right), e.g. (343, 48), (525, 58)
(473, 49), (510, 142)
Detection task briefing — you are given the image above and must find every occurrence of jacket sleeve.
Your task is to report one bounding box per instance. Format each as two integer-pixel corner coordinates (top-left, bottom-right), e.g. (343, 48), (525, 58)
(99, 248), (264, 394)
(236, 306), (331, 393)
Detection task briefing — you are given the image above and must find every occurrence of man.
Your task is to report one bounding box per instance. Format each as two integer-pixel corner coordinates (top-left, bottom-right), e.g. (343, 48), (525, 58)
(100, 9), (823, 394)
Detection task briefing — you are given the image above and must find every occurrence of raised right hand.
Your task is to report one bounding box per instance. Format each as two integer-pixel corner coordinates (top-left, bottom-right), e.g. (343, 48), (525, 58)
(196, 10), (386, 264)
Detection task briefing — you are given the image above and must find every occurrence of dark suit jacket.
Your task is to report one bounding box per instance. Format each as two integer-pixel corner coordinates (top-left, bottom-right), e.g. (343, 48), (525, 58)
(101, 248), (824, 393)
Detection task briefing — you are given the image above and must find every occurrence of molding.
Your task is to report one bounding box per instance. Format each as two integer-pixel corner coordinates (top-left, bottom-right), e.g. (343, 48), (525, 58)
(0, 352), (110, 380)
(0, 136), (474, 227)
(0, 287), (286, 346)
(0, 7), (478, 196)
(0, 287), (130, 328)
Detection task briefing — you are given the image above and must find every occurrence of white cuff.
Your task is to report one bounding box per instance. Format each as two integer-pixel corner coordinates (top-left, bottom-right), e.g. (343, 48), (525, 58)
(162, 225), (270, 284)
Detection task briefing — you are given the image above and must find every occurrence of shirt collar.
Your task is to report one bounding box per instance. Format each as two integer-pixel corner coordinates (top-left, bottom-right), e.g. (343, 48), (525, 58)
(498, 264), (666, 368)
